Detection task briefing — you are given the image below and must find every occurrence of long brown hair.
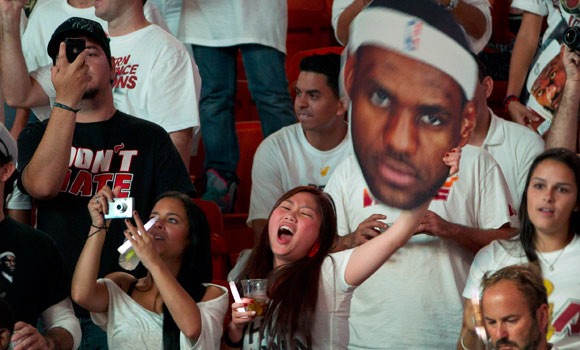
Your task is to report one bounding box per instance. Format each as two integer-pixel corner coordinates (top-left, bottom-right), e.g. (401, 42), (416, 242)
(237, 186), (337, 348)
(518, 148), (580, 268)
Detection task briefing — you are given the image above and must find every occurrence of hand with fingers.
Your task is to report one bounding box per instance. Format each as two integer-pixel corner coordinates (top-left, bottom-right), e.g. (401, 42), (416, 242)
(123, 211), (162, 270)
(563, 45), (580, 84)
(443, 147), (461, 176)
(414, 210), (451, 237)
(507, 100), (540, 129)
(87, 185), (119, 235)
(51, 41), (89, 110)
(348, 214), (389, 248)
(227, 298), (256, 345)
(11, 321), (53, 350)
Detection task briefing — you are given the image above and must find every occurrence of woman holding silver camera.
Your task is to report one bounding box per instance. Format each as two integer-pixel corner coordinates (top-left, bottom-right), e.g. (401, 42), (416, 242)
(72, 186), (228, 349)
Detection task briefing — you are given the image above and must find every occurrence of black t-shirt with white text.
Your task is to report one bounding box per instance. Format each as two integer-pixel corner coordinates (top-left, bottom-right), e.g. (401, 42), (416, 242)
(17, 111), (194, 293)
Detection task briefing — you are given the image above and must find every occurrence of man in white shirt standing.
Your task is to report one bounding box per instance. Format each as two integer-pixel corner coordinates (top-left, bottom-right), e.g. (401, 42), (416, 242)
(469, 56), (545, 210)
(178, 0), (296, 212)
(0, 0), (197, 167)
(247, 53), (349, 240)
(325, 0), (518, 347)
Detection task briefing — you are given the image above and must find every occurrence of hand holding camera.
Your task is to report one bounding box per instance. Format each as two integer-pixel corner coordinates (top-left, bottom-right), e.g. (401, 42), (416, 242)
(88, 185), (134, 228)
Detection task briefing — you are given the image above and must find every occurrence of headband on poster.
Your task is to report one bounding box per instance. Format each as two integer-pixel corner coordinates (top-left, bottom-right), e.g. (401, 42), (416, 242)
(348, 3), (477, 100)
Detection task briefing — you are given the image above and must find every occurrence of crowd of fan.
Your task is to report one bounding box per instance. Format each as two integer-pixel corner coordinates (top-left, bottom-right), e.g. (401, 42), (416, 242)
(0, 0), (579, 349)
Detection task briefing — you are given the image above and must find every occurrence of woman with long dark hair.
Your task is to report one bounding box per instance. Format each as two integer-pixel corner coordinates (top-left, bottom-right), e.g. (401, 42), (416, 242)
(458, 148), (580, 349)
(72, 187), (228, 349)
(222, 185), (432, 349)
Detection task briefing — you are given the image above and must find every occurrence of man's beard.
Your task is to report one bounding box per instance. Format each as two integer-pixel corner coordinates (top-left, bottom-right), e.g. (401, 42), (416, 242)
(82, 88), (98, 100)
(491, 319), (543, 350)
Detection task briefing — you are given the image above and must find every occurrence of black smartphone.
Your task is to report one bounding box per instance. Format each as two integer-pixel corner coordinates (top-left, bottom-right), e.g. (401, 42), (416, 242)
(64, 38), (86, 63)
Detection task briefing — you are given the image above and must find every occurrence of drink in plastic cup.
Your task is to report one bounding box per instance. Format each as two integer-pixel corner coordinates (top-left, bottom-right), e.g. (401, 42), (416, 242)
(241, 279), (268, 316)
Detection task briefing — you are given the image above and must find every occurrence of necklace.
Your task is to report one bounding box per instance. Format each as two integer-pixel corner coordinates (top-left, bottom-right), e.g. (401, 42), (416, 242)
(537, 245), (567, 271)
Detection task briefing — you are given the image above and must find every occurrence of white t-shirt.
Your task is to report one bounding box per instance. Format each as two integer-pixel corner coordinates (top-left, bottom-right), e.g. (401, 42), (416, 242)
(511, 0), (579, 45)
(324, 145), (518, 349)
(481, 109), (545, 212)
(31, 24), (200, 134)
(177, 0), (287, 53)
(238, 249), (355, 349)
(91, 279), (228, 350)
(248, 123), (351, 224)
(148, 0), (183, 37)
(331, 0), (492, 53)
(22, 0), (173, 122)
(463, 235), (580, 349)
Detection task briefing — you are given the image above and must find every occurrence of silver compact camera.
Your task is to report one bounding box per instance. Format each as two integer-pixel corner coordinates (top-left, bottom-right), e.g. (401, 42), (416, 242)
(104, 197), (135, 219)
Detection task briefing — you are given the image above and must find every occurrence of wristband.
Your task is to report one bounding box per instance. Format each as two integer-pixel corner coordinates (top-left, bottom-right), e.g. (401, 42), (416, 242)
(54, 102), (80, 113)
(503, 95), (519, 112)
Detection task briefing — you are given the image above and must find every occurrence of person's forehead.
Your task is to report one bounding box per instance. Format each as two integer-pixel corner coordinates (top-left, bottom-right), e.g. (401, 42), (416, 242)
(297, 71), (332, 90)
(354, 46), (464, 107)
(483, 281), (529, 312)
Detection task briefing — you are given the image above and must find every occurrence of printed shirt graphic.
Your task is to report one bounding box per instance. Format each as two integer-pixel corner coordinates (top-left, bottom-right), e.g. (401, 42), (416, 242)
(248, 123), (351, 223)
(0, 218), (69, 325)
(464, 234), (580, 349)
(324, 146), (517, 349)
(22, 0), (171, 121)
(17, 111), (194, 285)
(109, 24), (200, 134)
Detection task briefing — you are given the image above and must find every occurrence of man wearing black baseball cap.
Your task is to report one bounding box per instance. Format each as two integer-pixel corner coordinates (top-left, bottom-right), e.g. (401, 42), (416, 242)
(0, 124), (81, 350)
(11, 16), (193, 348)
(46, 17), (112, 67)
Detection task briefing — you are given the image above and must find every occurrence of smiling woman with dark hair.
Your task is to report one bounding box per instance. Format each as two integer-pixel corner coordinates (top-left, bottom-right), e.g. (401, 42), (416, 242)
(72, 186), (228, 349)
(223, 177), (455, 349)
(460, 148), (580, 349)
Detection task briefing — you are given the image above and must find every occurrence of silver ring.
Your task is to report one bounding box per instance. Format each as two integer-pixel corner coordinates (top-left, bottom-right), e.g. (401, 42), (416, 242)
(95, 196), (100, 202)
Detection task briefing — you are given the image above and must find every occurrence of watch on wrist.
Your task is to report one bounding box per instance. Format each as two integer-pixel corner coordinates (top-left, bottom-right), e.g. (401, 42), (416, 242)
(444, 0), (459, 10)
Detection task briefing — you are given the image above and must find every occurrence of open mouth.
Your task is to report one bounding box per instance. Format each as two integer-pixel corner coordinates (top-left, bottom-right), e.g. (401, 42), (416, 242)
(538, 207), (555, 214)
(277, 225), (294, 244)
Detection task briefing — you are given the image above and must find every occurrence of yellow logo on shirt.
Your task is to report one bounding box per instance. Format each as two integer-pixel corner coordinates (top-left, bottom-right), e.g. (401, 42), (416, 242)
(320, 166), (330, 177)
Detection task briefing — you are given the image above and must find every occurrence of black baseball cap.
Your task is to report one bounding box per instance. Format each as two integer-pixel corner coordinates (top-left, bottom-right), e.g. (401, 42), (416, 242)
(47, 17), (111, 65)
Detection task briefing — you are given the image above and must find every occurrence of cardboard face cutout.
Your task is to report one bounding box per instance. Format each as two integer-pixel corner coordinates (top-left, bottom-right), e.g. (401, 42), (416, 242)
(345, 1), (476, 209)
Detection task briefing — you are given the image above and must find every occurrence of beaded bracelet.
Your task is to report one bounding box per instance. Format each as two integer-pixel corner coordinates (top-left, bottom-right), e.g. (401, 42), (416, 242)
(503, 95), (519, 113)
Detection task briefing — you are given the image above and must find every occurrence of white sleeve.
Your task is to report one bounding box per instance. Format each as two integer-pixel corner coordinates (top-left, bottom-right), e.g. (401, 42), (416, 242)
(182, 285), (229, 350)
(247, 140), (284, 224)
(5, 182), (33, 210)
(322, 249), (356, 294)
(464, 0), (492, 54)
(462, 244), (495, 299)
(143, 1), (171, 34)
(90, 278), (110, 331)
(475, 163), (519, 229)
(40, 297), (82, 350)
(323, 164), (350, 237)
(30, 64), (55, 99)
(21, 11), (47, 72)
(331, 0), (354, 46)
(510, 0), (549, 16)
(146, 52), (199, 133)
